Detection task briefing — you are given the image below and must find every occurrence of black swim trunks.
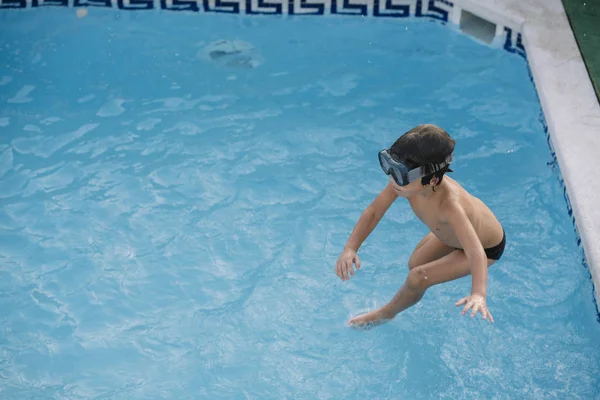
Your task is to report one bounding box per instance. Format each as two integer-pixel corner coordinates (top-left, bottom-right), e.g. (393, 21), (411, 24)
(455, 230), (506, 261)
(483, 230), (506, 260)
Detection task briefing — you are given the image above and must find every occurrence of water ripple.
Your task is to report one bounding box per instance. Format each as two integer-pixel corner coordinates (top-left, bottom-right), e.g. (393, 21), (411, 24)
(7, 85), (35, 103)
(0, 10), (598, 400)
(12, 123), (98, 159)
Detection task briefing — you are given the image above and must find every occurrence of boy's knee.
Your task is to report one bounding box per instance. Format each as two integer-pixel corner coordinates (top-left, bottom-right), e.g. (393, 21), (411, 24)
(407, 255), (420, 270)
(406, 267), (430, 291)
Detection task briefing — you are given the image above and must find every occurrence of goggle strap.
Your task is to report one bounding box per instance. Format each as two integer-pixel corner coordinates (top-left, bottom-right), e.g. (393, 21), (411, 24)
(427, 154), (453, 173)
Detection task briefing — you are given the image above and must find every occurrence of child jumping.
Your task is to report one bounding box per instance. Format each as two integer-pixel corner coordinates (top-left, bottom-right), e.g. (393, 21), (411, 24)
(335, 124), (505, 328)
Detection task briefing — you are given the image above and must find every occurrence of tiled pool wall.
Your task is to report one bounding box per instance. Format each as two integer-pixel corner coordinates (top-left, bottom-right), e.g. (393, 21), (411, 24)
(1, 0), (597, 316)
(538, 109), (599, 320)
(0, 0), (526, 64)
(0, 0), (521, 59)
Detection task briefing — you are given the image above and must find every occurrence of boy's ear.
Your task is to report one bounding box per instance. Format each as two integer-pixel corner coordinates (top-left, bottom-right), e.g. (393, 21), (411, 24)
(429, 176), (440, 187)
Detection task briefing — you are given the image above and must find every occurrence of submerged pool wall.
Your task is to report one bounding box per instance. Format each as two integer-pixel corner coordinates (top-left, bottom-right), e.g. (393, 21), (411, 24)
(0, 0), (524, 58)
(2, 0), (599, 310)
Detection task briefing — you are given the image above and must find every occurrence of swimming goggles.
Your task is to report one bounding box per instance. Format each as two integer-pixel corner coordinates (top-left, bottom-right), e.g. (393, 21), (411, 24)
(378, 149), (453, 186)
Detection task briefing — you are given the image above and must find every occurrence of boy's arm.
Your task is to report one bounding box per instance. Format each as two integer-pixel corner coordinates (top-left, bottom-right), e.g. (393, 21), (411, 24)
(344, 179), (398, 252)
(441, 200), (488, 297)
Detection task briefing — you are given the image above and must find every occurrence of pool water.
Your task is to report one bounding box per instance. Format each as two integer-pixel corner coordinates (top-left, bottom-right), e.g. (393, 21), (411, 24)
(1, 8), (600, 399)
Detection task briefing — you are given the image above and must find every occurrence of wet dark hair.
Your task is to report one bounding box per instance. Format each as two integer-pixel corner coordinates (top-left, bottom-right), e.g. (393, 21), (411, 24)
(388, 124), (455, 186)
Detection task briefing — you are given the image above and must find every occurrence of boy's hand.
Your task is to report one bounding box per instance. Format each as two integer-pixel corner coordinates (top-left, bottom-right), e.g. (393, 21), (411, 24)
(455, 294), (494, 323)
(335, 248), (361, 281)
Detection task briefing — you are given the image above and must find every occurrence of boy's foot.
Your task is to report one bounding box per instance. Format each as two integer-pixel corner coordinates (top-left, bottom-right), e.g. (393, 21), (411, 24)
(347, 310), (392, 330)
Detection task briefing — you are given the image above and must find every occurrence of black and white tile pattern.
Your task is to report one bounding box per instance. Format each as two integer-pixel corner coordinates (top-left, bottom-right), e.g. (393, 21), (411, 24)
(0, 0), (525, 59)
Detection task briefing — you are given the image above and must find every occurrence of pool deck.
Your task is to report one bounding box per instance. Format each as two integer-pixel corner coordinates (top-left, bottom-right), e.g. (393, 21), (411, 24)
(454, 0), (600, 306)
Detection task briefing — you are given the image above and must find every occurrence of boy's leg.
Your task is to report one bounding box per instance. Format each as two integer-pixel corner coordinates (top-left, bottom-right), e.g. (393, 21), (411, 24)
(408, 232), (456, 270)
(348, 250), (495, 328)
(383, 250), (495, 317)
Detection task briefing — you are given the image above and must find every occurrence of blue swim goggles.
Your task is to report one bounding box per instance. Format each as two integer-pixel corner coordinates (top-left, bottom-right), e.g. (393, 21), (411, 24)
(378, 149), (453, 186)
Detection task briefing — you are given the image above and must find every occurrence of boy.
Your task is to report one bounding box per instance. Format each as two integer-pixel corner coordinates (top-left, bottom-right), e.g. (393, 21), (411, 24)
(335, 124), (505, 328)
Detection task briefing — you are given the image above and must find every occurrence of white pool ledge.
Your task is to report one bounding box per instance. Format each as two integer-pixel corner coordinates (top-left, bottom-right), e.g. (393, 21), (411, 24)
(455, 0), (600, 305)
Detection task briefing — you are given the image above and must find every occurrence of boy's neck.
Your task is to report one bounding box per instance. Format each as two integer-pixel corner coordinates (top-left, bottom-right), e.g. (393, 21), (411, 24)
(419, 179), (446, 200)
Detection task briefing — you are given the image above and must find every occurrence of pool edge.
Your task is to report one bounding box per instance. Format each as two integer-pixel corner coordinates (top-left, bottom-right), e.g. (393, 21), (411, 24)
(524, 6), (600, 311)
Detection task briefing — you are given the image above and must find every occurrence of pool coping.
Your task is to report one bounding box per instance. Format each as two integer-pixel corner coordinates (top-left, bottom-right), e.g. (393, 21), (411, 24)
(453, 0), (600, 310)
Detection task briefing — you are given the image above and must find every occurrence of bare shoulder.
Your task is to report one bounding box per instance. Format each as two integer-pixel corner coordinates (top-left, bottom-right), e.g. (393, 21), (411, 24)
(438, 188), (466, 220)
(438, 177), (465, 207)
(440, 177), (504, 244)
(438, 177), (478, 221)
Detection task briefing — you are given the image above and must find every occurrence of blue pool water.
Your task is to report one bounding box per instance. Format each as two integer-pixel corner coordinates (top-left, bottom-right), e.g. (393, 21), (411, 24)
(1, 8), (600, 399)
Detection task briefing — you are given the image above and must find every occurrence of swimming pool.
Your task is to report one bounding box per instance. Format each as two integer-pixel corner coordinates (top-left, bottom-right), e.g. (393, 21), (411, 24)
(1, 7), (600, 399)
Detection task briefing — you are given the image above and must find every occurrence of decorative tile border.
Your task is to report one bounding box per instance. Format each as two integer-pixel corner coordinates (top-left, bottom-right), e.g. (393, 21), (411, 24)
(0, 0), (525, 59)
(1, 0), (453, 16)
(503, 27), (525, 58)
(1, 0), (452, 16)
